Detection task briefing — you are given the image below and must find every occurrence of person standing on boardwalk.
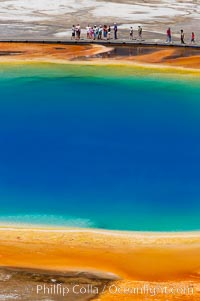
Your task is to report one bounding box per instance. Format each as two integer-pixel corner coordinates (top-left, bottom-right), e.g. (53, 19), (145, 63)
(103, 25), (108, 39)
(107, 26), (111, 40)
(76, 24), (81, 40)
(166, 27), (172, 43)
(96, 26), (99, 40)
(86, 24), (90, 39)
(71, 25), (76, 40)
(130, 27), (133, 40)
(138, 26), (142, 39)
(93, 25), (97, 40)
(98, 25), (103, 40)
(181, 29), (185, 44)
(191, 32), (195, 44)
(91, 27), (95, 40)
(114, 23), (118, 39)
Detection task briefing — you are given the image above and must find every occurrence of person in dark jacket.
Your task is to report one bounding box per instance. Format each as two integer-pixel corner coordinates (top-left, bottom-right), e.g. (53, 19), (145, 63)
(181, 29), (185, 44)
(114, 23), (118, 40)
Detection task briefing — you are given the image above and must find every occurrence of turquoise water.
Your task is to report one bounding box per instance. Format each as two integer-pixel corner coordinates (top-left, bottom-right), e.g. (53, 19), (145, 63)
(0, 64), (200, 231)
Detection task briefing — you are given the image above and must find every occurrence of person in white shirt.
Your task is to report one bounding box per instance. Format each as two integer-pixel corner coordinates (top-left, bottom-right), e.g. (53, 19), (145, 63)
(75, 24), (81, 40)
(130, 27), (133, 40)
(86, 25), (90, 39)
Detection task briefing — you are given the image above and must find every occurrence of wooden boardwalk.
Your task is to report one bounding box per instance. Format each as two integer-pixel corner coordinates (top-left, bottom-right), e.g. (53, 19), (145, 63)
(0, 39), (200, 49)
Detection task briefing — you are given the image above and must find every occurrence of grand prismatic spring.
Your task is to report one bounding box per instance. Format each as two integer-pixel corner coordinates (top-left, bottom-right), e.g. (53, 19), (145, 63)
(0, 42), (200, 300)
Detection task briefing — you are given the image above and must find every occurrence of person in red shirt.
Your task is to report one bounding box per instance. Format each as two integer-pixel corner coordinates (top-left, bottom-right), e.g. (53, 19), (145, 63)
(191, 32), (195, 44)
(166, 27), (172, 43)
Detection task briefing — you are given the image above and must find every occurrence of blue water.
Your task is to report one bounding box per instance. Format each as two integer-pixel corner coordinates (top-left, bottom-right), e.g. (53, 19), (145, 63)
(0, 65), (200, 231)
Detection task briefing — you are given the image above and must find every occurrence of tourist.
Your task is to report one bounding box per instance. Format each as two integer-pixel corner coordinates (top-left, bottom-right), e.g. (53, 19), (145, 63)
(107, 26), (111, 40)
(130, 27), (133, 40)
(86, 24), (90, 39)
(98, 25), (103, 39)
(96, 26), (99, 39)
(103, 25), (108, 39)
(181, 29), (185, 44)
(166, 27), (172, 43)
(71, 25), (76, 40)
(75, 24), (81, 40)
(93, 25), (97, 40)
(138, 26), (142, 39)
(114, 23), (118, 39)
(90, 27), (94, 40)
(191, 32), (195, 44)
